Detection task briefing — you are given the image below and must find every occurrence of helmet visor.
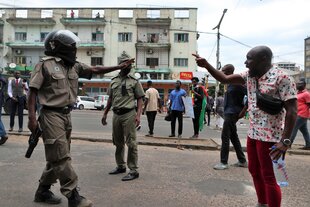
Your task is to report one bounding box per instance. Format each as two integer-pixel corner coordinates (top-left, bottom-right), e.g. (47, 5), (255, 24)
(54, 30), (81, 48)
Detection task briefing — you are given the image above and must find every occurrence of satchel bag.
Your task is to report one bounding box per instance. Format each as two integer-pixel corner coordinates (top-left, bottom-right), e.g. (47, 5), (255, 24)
(256, 80), (284, 115)
(164, 110), (172, 121)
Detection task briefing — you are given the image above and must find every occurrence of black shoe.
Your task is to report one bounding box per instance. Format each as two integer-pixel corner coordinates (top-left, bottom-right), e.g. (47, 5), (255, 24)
(109, 167), (126, 175)
(67, 188), (92, 207)
(169, 134), (175, 137)
(9, 128), (13, 132)
(18, 128), (23, 133)
(34, 185), (62, 204)
(122, 172), (139, 181)
(0, 135), (8, 145)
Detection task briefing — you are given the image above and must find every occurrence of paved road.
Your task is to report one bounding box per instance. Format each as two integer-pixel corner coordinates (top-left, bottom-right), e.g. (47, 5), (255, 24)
(0, 136), (309, 207)
(2, 109), (307, 147)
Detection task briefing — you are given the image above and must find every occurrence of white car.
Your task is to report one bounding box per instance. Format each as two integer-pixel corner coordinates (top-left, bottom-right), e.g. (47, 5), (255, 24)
(75, 96), (96, 110)
(94, 95), (109, 110)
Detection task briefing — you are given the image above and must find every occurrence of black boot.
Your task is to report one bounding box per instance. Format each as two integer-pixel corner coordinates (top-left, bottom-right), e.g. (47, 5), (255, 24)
(34, 184), (62, 204)
(67, 188), (92, 207)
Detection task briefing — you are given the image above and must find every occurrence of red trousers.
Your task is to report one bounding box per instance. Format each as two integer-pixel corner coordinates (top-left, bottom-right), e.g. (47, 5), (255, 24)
(247, 137), (282, 207)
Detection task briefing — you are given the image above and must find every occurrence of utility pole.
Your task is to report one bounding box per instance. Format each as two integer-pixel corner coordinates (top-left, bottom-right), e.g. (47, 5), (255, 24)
(212, 9), (227, 102)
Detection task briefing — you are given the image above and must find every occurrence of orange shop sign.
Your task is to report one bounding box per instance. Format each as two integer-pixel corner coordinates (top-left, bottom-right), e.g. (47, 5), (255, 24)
(179, 72), (193, 80)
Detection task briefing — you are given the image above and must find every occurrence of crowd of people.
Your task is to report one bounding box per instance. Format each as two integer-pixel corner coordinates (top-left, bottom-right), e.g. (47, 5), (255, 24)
(0, 29), (309, 207)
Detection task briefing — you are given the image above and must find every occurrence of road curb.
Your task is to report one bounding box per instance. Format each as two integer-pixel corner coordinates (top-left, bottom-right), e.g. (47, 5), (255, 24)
(8, 132), (310, 155)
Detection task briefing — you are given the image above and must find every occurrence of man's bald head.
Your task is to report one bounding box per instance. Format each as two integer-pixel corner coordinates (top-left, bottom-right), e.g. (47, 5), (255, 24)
(222, 64), (235, 75)
(245, 45), (273, 78)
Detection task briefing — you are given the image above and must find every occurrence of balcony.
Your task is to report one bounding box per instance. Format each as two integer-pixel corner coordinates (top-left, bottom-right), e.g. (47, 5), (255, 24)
(136, 42), (171, 49)
(136, 18), (171, 26)
(6, 41), (104, 49)
(60, 17), (106, 26)
(6, 42), (44, 48)
(135, 68), (171, 74)
(6, 18), (56, 26)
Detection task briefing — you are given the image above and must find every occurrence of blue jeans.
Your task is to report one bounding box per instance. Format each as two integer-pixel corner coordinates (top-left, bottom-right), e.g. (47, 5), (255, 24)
(290, 116), (310, 147)
(0, 96), (6, 137)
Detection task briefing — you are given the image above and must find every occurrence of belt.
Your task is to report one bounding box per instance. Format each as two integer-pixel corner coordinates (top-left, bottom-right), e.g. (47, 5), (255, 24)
(113, 108), (134, 115)
(42, 105), (72, 114)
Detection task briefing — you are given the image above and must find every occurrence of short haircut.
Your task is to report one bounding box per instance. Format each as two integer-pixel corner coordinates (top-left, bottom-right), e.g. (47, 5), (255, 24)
(176, 80), (182, 85)
(191, 77), (199, 82)
(147, 80), (152, 85)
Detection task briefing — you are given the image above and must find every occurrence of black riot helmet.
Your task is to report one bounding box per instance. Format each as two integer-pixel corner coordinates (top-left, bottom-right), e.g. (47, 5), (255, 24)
(44, 30), (80, 52)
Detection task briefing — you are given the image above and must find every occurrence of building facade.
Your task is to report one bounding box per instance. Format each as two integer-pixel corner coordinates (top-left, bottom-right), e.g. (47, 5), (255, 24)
(273, 61), (302, 83)
(305, 37), (310, 89)
(0, 7), (198, 97)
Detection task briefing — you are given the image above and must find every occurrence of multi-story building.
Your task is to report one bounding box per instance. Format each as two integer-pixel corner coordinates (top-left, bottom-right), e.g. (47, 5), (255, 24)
(273, 61), (302, 83)
(305, 37), (310, 88)
(0, 7), (198, 97)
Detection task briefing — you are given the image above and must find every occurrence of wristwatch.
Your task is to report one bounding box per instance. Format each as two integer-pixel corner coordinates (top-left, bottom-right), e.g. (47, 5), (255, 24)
(281, 139), (291, 147)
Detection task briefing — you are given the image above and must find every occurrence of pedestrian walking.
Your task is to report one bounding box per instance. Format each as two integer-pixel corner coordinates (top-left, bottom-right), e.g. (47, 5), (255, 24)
(8, 70), (28, 132)
(0, 74), (8, 145)
(194, 45), (297, 207)
(28, 30), (134, 207)
(102, 55), (144, 181)
(205, 95), (214, 126)
(190, 77), (205, 138)
(290, 78), (310, 150)
(168, 80), (186, 138)
(213, 64), (247, 170)
(143, 80), (162, 137)
(215, 91), (224, 129)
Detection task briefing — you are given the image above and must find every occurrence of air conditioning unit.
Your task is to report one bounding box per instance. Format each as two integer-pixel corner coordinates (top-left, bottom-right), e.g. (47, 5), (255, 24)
(86, 51), (92, 56)
(147, 49), (153, 54)
(15, 49), (23, 55)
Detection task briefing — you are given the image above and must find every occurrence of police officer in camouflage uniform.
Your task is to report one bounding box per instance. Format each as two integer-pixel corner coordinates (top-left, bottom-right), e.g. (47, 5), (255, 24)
(102, 56), (144, 181)
(28, 30), (134, 207)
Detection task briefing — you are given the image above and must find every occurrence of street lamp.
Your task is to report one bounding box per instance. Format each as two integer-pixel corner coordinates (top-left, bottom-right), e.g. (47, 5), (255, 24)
(213, 9), (227, 100)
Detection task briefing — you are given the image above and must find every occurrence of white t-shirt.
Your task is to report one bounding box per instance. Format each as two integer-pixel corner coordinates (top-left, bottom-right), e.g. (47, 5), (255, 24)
(145, 87), (160, 111)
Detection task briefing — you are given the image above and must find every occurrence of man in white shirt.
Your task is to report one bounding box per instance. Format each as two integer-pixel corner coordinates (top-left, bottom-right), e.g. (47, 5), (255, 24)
(143, 80), (162, 137)
(8, 71), (28, 132)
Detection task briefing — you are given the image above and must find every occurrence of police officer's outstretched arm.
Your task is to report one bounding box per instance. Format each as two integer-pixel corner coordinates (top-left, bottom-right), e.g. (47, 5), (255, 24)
(28, 88), (38, 133)
(91, 58), (135, 74)
(136, 97), (143, 127)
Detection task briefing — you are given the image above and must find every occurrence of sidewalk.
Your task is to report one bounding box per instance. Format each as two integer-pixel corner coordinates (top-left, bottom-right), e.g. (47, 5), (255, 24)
(8, 128), (310, 156)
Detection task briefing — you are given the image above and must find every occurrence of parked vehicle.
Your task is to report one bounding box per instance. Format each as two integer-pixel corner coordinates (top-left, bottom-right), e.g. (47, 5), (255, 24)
(75, 96), (96, 110)
(94, 95), (109, 110)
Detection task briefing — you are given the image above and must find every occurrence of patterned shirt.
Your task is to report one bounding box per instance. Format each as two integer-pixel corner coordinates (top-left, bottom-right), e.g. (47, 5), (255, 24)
(240, 67), (297, 142)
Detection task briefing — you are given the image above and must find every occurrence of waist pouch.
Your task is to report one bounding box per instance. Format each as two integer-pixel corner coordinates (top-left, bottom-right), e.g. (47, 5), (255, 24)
(256, 80), (284, 115)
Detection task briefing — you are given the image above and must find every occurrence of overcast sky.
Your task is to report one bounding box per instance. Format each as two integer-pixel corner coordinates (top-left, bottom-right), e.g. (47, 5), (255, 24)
(1, 0), (310, 73)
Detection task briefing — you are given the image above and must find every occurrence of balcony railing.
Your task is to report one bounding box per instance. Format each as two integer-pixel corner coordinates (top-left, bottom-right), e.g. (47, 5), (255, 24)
(60, 17), (106, 26)
(6, 18), (56, 26)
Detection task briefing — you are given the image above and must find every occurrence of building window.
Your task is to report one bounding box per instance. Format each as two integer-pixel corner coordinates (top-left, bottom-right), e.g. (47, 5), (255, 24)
(147, 33), (159, 43)
(67, 10), (79, 18)
(146, 58), (159, 68)
(16, 56), (26, 65)
(174, 58), (188, 67)
(174, 33), (189, 42)
(174, 10), (189, 18)
(119, 10), (133, 18)
(118, 33), (132, 42)
(15, 32), (27, 41)
(147, 10), (160, 18)
(92, 33), (104, 41)
(92, 10), (104, 18)
(41, 10), (53, 18)
(91, 57), (103, 66)
(16, 10), (28, 18)
(40, 32), (49, 42)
